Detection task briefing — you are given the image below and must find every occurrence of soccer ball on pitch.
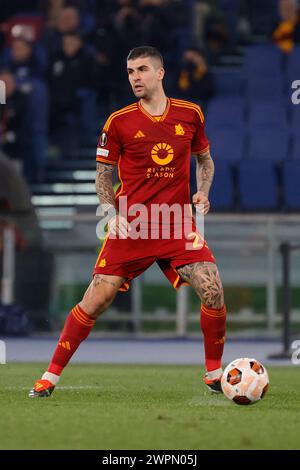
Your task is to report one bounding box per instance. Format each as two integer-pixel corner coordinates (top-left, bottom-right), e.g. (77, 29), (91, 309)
(221, 358), (269, 405)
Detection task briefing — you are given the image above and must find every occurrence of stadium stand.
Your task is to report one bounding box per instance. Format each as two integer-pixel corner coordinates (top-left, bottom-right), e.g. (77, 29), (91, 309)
(205, 97), (245, 133)
(208, 129), (245, 162)
(209, 161), (235, 211)
(238, 160), (279, 211)
(0, 0), (299, 213)
(242, 44), (283, 76)
(248, 128), (290, 162)
(283, 160), (300, 209)
(248, 102), (288, 128)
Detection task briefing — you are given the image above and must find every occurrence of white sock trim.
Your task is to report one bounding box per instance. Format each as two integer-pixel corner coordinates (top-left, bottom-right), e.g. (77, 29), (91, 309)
(206, 368), (223, 380)
(42, 371), (60, 385)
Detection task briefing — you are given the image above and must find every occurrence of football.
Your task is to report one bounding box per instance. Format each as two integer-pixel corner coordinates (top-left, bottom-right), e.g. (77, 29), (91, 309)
(221, 358), (269, 405)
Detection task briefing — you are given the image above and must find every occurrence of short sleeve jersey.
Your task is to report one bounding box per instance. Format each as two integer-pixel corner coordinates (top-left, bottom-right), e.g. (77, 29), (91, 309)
(96, 98), (209, 218)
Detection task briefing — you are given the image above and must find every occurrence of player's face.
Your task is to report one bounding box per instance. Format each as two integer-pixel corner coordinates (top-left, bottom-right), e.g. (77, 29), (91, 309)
(127, 57), (164, 99)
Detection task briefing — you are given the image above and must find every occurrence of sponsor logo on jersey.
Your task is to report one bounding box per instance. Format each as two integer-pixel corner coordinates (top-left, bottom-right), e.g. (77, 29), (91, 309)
(151, 142), (174, 165)
(134, 130), (145, 138)
(97, 148), (109, 157)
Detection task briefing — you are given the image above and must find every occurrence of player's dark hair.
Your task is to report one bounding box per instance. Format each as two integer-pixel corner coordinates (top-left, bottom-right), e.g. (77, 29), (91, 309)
(127, 46), (164, 67)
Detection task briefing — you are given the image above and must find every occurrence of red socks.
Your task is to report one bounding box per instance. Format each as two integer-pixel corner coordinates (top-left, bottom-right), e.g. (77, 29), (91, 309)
(48, 305), (95, 376)
(200, 304), (226, 372)
(47, 303), (226, 376)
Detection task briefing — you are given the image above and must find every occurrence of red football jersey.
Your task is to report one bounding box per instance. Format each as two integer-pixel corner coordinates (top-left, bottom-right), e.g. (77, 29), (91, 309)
(96, 98), (209, 222)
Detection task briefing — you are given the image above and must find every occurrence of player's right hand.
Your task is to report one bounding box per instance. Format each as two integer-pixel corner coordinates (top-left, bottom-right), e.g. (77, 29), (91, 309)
(108, 214), (131, 238)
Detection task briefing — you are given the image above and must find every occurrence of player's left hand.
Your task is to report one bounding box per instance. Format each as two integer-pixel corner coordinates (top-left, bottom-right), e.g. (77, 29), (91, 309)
(192, 191), (210, 215)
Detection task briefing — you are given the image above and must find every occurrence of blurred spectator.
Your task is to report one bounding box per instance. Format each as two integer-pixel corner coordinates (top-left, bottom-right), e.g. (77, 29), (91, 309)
(193, 0), (217, 48)
(0, 71), (48, 182)
(0, 150), (41, 245)
(104, 2), (142, 106)
(1, 38), (46, 80)
(0, 71), (29, 170)
(57, 6), (81, 33)
(137, 0), (189, 93)
(194, 1), (251, 52)
(139, 0), (188, 58)
(204, 13), (231, 65)
(41, 0), (65, 29)
(0, 150), (54, 329)
(43, 6), (81, 57)
(272, 0), (300, 53)
(47, 32), (95, 155)
(176, 47), (214, 108)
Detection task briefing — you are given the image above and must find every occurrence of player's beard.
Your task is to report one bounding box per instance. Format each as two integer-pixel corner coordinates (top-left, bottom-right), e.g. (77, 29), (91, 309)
(133, 89), (148, 99)
(132, 85), (151, 100)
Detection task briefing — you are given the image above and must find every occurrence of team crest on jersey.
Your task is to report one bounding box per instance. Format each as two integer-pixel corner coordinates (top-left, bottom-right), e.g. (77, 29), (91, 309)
(99, 132), (108, 147)
(175, 124), (185, 135)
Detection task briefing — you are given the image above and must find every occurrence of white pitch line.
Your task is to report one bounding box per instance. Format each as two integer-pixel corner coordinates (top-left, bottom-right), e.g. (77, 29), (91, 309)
(5, 385), (104, 391)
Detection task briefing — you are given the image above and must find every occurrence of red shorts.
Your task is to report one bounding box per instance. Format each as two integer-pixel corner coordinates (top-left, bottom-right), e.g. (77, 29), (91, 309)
(93, 224), (216, 291)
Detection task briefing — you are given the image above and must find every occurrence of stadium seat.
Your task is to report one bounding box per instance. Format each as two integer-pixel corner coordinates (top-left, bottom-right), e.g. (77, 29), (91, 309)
(291, 135), (300, 160)
(248, 102), (287, 128)
(243, 45), (282, 77)
(238, 160), (278, 210)
(249, 127), (289, 161)
(246, 76), (284, 101)
(291, 99), (300, 130)
(286, 45), (300, 84)
(212, 69), (243, 97)
(283, 161), (300, 210)
(209, 161), (234, 211)
(208, 129), (245, 161)
(205, 97), (245, 133)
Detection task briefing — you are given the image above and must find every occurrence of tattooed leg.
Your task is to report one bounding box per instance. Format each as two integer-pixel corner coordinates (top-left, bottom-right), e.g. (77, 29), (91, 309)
(79, 274), (125, 319)
(177, 261), (224, 309)
(178, 262), (226, 372)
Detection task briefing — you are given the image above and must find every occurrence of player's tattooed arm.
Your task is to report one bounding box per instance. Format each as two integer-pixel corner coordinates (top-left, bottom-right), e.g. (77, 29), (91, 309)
(191, 150), (214, 215)
(95, 162), (115, 208)
(195, 150), (215, 197)
(177, 261), (224, 309)
(96, 162), (130, 237)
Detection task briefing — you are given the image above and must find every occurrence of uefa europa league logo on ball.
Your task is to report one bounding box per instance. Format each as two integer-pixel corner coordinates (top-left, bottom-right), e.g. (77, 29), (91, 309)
(0, 80), (6, 104)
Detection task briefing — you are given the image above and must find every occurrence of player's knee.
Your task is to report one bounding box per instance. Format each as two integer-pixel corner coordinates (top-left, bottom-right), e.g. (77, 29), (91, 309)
(80, 282), (116, 319)
(97, 290), (115, 314)
(81, 294), (114, 320)
(194, 267), (224, 309)
(202, 284), (224, 309)
(211, 285), (224, 309)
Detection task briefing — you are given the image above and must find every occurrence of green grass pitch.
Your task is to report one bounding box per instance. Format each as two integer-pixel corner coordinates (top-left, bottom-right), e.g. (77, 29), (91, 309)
(1, 363), (299, 450)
